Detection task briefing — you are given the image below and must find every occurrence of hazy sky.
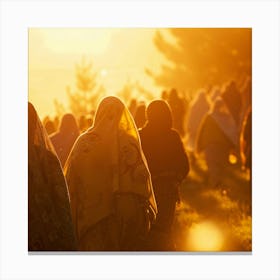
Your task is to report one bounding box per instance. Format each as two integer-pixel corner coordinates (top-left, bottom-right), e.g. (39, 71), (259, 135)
(28, 28), (169, 118)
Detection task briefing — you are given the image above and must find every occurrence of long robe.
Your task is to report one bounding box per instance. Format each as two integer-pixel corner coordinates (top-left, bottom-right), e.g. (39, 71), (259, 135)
(28, 102), (77, 251)
(50, 113), (79, 167)
(197, 98), (237, 186)
(139, 100), (189, 250)
(64, 96), (157, 251)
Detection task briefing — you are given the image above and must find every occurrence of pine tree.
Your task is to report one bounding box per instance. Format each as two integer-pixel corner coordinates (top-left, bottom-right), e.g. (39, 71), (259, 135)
(67, 58), (105, 117)
(147, 28), (252, 96)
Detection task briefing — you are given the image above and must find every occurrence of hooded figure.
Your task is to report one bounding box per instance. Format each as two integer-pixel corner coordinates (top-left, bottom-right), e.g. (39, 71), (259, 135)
(167, 88), (186, 136)
(64, 96), (157, 251)
(185, 90), (210, 152)
(134, 102), (147, 129)
(28, 102), (77, 251)
(139, 100), (189, 250)
(197, 97), (238, 187)
(50, 113), (80, 167)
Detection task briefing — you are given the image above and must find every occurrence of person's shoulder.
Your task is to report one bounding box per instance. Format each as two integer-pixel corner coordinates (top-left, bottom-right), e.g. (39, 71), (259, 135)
(72, 131), (94, 149)
(170, 128), (181, 137)
(169, 128), (183, 141)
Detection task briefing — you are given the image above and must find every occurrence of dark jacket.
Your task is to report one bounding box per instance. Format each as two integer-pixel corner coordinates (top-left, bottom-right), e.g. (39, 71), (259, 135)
(139, 124), (189, 184)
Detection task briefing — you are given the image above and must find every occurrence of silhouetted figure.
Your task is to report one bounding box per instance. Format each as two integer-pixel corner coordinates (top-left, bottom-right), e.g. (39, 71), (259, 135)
(240, 107), (252, 172)
(53, 116), (60, 131)
(161, 90), (168, 101)
(64, 96), (157, 251)
(139, 100), (189, 250)
(86, 114), (93, 130)
(222, 80), (242, 125)
(185, 90), (210, 152)
(128, 98), (137, 117)
(167, 88), (186, 136)
(197, 97), (238, 187)
(209, 86), (221, 103)
(50, 113), (80, 167)
(134, 102), (147, 129)
(28, 102), (76, 251)
(43, 117), (56, 135)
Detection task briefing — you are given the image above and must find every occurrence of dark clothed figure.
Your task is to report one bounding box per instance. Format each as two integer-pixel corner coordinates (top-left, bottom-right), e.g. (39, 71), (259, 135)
(50, 113), (80, 167)
(161, 90), (168, 101)
(167, 88), (186, 137)
(139, 100), (189, 250)
(185, 90), (210, 152)
(28, 102), (77, 251)
(44, 119), (56, 135)
(197, 97), (238, 187)
(222, 81), (242, 126)
(134, 103), (146, 129)
(128, 98), (137, 117)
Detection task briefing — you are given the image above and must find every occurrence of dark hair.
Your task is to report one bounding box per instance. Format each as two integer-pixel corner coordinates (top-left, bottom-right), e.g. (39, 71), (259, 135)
(59, 113), (79, 133)
(146, 100), (172, 129)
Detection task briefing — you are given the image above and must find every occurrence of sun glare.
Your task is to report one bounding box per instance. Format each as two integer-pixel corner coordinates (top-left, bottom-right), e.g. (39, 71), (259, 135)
(41, 29), (113, 55)
(187, 221), (224, 251)
(100, 68), (108, 78)
(229, 152), (238, 164)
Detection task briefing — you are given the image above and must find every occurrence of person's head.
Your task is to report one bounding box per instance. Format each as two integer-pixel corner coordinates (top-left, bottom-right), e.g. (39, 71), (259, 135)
(28, 102), (54, 152)
(128, 98), (137, 116)
(169, 88), (179, 100)
(94, 96), (125, 126)
(210, 96), (226, 114)
(161, 90), (168, 101)
(146, 100), (172, 129)
(59, 113), (79, 134)
(44, 120), (55, 135)
(91, 96), (138, 141)
(134, 103), (147, 128)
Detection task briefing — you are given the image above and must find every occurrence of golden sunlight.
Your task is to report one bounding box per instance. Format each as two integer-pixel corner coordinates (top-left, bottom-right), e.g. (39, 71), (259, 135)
(100, 68), (108, 78)
(229, 153), (238, 164)
(28, 28), (165, 118)
(40, 29), (113, 55)
(187, 221), (224, 251)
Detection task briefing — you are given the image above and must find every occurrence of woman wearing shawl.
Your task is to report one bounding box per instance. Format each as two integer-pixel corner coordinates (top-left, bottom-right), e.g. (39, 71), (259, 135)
(64, 96), (157, 251)
(197, 97), (238, 187)
(28, 102), (77, 251)
(139, 100), (189, 250)
(50, 113), (80, 167)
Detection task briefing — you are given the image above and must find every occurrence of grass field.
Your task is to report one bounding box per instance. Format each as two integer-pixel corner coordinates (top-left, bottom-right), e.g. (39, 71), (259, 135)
(173, 152), (252, 252)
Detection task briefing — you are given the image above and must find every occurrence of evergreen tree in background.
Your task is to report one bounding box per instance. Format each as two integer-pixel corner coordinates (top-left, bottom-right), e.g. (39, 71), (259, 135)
(67, 58), (105, 117)
(147, 28), (252, 98)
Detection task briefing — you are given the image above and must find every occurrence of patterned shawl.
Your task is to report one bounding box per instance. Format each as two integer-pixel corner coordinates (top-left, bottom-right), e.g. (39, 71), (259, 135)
(64, 96), (157, 243)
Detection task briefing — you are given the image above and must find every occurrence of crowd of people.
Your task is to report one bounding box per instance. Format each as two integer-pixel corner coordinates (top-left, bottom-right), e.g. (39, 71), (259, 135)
(28, 78), (252, 252)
